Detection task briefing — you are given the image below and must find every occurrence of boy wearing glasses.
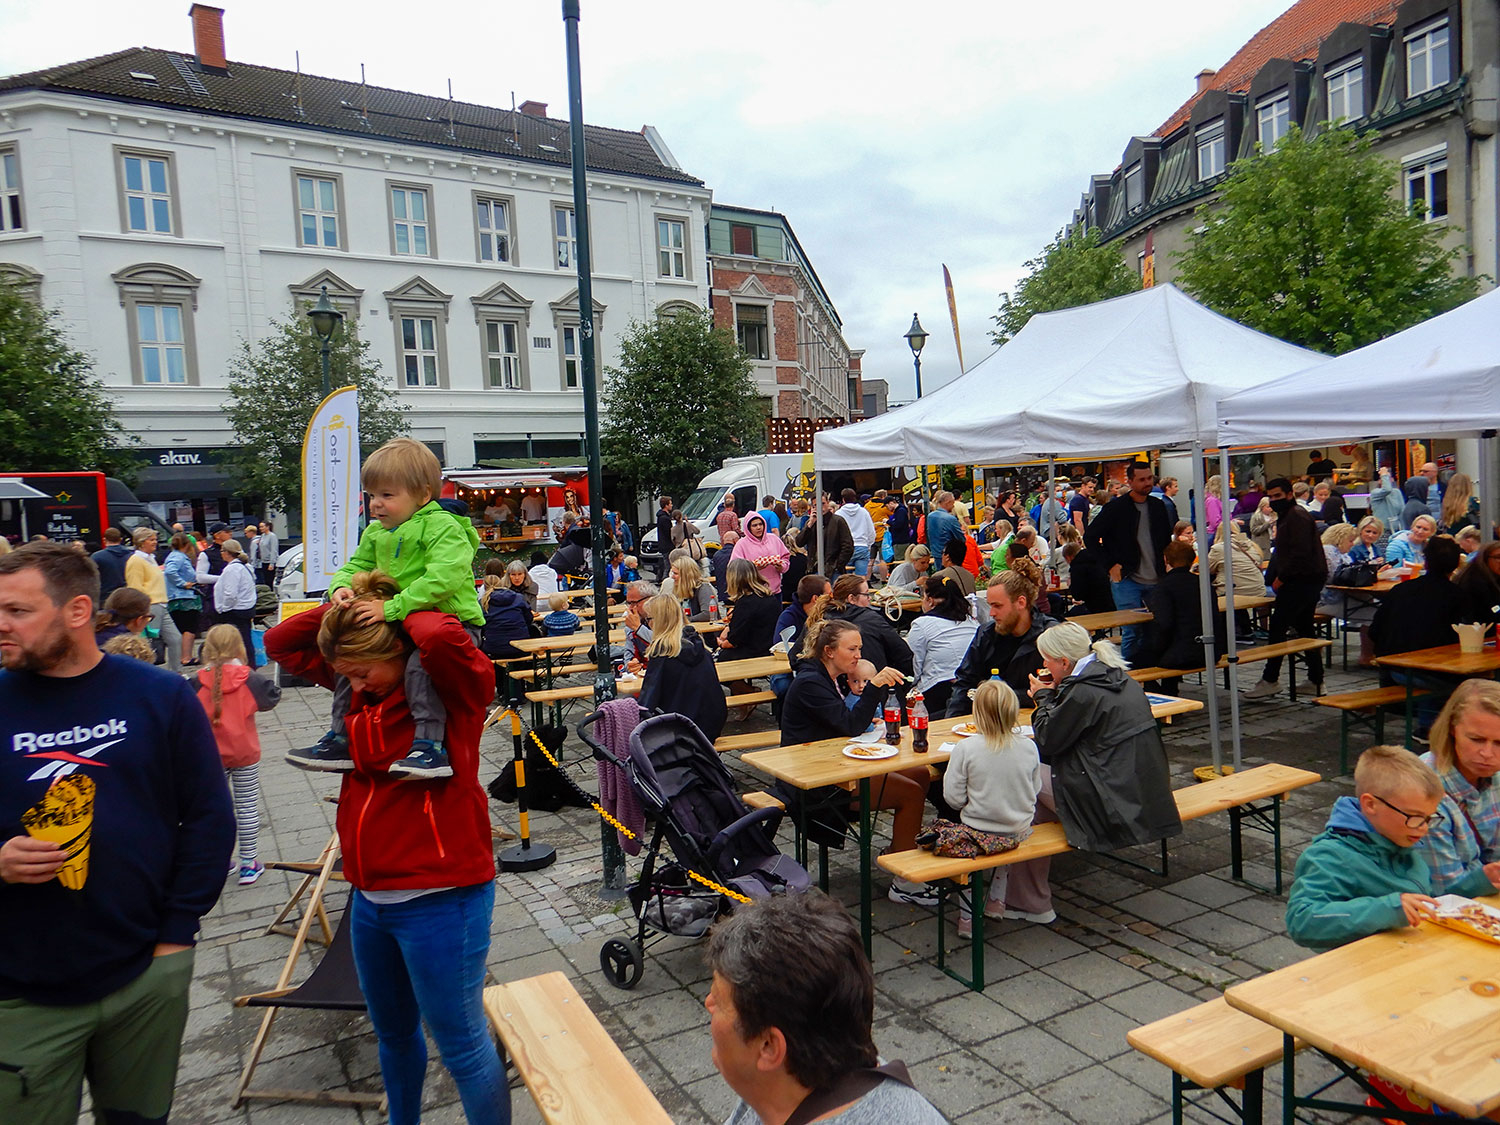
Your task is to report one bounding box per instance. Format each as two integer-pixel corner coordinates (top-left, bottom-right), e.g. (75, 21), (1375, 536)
(1286, 745), (1500, 952)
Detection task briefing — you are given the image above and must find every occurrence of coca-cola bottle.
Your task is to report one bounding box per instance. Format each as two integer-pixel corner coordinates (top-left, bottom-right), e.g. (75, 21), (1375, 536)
(910, 691), (929, 753)
(883, 695), (901, 745)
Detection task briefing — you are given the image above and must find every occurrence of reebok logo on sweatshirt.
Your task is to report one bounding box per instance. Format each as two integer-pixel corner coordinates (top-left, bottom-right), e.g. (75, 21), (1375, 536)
(12, 720), (127, 780)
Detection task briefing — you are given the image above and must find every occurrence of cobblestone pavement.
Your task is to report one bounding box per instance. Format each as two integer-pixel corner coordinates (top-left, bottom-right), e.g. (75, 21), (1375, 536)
(156, 652), (1372, 1125)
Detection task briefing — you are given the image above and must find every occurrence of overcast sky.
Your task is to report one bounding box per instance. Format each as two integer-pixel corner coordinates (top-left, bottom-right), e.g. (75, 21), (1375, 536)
(3, 0), (1294, 400)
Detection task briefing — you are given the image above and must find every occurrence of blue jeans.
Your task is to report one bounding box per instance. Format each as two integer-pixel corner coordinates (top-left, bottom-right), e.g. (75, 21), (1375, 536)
(851, 544), (871, 577)
(1110, 576), (1151, 665)
(349, 882), (508, 1125)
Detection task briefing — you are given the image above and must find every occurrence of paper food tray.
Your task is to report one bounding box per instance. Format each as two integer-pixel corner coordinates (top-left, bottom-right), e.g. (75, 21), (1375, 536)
(1427, 894), (1500, 945)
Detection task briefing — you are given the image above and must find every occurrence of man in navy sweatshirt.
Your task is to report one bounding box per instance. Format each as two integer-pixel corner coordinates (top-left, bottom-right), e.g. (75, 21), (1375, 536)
(0, 542), (234, 1124)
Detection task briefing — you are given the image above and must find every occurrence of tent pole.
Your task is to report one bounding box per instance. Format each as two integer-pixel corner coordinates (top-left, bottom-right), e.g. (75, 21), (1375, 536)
(1219, 445), (1243, 771)
(1046, 457), (1057, 548)
(1189, 443), (1224, 774)
(814, 468), (825, 578)
(1482, 430), (1497, 544)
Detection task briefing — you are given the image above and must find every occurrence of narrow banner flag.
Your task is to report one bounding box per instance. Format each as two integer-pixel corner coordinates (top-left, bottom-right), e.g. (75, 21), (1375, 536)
(301, 385), (361, 594)
(942, 263), (964, 374)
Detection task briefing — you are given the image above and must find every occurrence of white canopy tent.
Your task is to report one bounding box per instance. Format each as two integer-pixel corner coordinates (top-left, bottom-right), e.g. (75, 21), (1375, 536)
(814, 284), (1331, 771)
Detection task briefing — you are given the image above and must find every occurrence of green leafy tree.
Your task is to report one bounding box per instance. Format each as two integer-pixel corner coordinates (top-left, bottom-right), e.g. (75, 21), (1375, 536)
(222, 311), (408, 522)
(0, 281), (139, 481)
(601, 310), (765, 506)
(991, 226), (1141, 345)
(1175, 125), (1480, 354)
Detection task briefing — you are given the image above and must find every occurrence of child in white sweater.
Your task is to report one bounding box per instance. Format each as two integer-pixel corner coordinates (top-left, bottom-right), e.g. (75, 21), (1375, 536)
(936, 679), (1043, 938)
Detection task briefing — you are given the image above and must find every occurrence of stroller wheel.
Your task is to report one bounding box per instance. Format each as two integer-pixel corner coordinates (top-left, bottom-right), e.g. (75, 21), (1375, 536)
(599, 938), (644, 990)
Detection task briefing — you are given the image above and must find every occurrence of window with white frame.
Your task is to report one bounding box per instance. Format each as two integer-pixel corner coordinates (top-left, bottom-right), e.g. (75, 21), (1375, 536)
(295, 172), (342, 249)
(0, 146), (21, 232)
(735, 303), (769, 361)
(1325, 55), (1364, 122)
(119, 150), (176, 234)
(484, 321), (525, 389)
(1123, 163), (1143, 211)
(1405, 148), (1448, 221)
(559, 323), (581, 389)
(113, 263), (200, 386)
(657, 216), (687, 278)
(475, 196), (512, 264)
(389, 185), (432, 256)
(1406, 17), (1450, 96)
(400, 315), (440, 386)
(553, 206), (577, 269)
(136, 303), (188, 384)
(1195, 118), (1225, 180)
(1256, 91), (1290, 151)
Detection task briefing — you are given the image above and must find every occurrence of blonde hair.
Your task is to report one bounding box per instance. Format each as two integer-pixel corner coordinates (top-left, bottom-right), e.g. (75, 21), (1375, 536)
(1356, 514), (1385, 538)
(102, 634), (155, 662)
(673, 555), (705, 603)
(317, 571), (409, 666)
(201, 624), (248, 725)
(130, 525), (158, 548)
(727, 557), (771, 600)
(1428, 680), (1500, 773)
(903, 544), (932, 564)
(644, 593), (686, 659)
(547, 592), (568, 612)
(1441, 473), (1474, 530)
(1354, 744), (1443, 801)
(479, 574), (505, 611)
(992, 519), (1014, 540)
(972, 679), (1020, 748)
(1321, 522), (1358, 551)
(1035, 620), (1130, 669)
(362, 437), (441, 504)
(800, 617), (859, 664)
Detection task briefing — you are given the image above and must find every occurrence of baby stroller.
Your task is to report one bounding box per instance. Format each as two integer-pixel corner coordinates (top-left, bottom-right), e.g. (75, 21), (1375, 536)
(589, 712), (810, 990)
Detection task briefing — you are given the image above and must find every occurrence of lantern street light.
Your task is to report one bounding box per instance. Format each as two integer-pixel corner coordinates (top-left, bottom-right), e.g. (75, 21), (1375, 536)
(306, 285), (344, 398)
(904, 313), (928, 400)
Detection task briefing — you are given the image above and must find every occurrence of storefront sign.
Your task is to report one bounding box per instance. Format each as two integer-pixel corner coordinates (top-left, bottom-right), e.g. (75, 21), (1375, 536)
(302, 386), (362, 595)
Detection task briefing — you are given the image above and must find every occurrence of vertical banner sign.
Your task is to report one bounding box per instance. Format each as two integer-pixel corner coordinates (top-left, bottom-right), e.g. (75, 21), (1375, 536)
(1141, 230), (1155, 289)
(972, 466), (985, 512)
(301, 385), (361, 595)
(942, 263), (965, 374)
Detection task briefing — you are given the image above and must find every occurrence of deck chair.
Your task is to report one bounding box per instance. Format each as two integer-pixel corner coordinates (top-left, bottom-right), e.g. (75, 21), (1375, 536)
(231, 845), (384, 1111)
(263, 829), (344, 945)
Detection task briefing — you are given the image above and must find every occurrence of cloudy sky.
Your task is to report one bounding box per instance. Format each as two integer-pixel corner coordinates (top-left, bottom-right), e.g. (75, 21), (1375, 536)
(3, 0), (1294, 399)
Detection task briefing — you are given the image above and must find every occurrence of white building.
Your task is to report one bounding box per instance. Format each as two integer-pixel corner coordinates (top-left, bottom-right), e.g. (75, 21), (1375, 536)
(0, 5), (710, 522)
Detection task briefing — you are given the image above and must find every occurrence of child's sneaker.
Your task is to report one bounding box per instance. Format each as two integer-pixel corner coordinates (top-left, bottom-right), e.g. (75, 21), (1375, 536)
(287, 731), (353, 772)
(387, 739), (453, 780)
(238, 861), (265, 886)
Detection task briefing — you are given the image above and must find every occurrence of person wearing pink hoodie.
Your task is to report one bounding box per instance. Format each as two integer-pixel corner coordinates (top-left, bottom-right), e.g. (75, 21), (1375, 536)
(194, 625), (281, 885)
(730, 512), (790, 595)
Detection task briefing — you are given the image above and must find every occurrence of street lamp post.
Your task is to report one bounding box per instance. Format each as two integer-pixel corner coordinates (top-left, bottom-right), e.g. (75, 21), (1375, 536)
(306, 284), (344, 398)
(904, 312), (928, 400)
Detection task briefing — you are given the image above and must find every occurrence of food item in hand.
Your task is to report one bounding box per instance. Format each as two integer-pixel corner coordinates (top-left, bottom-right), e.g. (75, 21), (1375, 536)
(21, 774), (96, 890)
(1427, 895), (1500, 944)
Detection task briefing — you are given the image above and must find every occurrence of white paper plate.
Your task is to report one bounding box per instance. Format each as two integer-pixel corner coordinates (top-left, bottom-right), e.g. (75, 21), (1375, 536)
(951, 722), (980, 737)
(1013, 724), (1034, 737)
(842, 742), (899, 761)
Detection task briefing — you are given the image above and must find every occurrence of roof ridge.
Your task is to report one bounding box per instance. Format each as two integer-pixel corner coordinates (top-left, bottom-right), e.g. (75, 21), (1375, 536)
(0, 46), (145, 87)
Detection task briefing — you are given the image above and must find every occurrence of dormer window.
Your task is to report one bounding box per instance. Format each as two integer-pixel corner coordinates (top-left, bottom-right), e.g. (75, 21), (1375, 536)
(1196, 118), (1226, 180)
(1325, 54), (1364, 122)
(1123, 163), (1143, 211)
(1406, 17), (1449, 96)
(1256, 90), (1290, 151)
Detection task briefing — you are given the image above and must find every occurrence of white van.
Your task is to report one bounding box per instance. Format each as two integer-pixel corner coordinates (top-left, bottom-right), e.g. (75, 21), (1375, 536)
(639, 454), (817, 570)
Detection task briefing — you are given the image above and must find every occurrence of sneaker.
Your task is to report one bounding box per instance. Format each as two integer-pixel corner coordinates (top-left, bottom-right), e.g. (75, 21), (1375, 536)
(287, 730), (354, 772)
(983, 902), (1008, 921)
(238, 861), (265, 886)
(387, 739), (454, 780)
(956, 915), (973, 939)
(888, 880), (939, 908)
(1242, 678), (1281, 701)
(1002, 907), (1057, 924)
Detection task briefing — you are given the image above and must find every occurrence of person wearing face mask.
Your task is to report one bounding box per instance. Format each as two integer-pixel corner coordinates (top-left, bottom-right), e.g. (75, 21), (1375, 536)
(1243, 478), (1327, 701)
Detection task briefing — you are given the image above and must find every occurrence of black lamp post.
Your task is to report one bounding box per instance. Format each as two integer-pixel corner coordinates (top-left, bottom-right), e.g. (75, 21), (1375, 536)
(904, 313), (928, 399)
(306, 285), (344, 398)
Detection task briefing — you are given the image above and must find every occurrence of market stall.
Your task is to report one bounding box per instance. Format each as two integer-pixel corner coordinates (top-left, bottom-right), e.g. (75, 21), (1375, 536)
(443, 466), (592, 550)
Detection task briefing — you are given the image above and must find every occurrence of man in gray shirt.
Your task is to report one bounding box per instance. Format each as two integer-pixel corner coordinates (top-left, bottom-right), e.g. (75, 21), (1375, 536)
(1083, 462), (1172, 664)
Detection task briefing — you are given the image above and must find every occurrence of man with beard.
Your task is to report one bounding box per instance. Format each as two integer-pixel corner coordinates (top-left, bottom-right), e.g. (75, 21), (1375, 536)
(0, 543), (233, 1124)
(945, 569), (1056, 713)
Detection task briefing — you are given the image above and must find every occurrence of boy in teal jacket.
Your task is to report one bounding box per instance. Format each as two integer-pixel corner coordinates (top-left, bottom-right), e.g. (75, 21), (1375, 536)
(288, 438), (483, 780)
(1286, 744), (1500, 953)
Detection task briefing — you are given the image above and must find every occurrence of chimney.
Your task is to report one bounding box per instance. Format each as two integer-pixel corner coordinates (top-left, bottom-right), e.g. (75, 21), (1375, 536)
(1195, 68), (1218, 94)
(189, 4), (227, 72)
(518, 100), (548, 118)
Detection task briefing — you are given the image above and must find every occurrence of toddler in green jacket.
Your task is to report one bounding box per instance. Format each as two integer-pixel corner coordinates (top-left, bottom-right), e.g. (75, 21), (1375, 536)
(287, 438), (484, 780)
(1286, 744), (1500, 953)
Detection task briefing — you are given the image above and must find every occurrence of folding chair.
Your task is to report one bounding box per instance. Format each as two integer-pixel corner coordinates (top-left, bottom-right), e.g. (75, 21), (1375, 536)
(263, 828), (343, 945)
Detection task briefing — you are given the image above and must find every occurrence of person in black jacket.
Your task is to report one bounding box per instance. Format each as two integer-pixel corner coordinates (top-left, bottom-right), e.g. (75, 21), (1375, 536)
(1371, 536), (1465, 734)
(1456, 542), (1500, 625)
(807, 574), (915, 679)
(90, 527), (135, 603)
(810, 497), (854, 576)
(884, 495), (910, 546)
(778, 619), (932, 903)
(654, 496), (674, 580)
(1083, 462), (1171, 664)
(1244, 478), (1328, 700)
(718, 559), (780, 660)
(945, 570), (1055, 716)
(1062, 542), (1114, 615)
(1142, 540), (1208, 693)
(638, 593), (728, 742)
(547, 525), (591, 587)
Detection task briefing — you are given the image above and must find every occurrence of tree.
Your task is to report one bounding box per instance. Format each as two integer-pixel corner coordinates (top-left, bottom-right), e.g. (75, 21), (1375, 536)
(0, 281), (139, 481)
(222, 311), (408, 520)
(1174, 125), (1480, 355)
(601, 310), (765, 506)
(990, 226), (1140, 345)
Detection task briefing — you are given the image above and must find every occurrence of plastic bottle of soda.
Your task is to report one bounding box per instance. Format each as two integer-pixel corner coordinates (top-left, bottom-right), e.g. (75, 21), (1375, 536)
(883, 695), (902, 745)
(708, 591), (721, 621)
(910, 691), (929, 753)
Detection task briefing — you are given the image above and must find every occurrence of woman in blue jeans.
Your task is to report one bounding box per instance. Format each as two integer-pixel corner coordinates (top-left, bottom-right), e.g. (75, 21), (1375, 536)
(265, 571), (508, 1125)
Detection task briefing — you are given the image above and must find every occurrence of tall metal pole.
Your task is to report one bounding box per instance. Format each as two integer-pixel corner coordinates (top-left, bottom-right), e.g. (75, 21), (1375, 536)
(1189, 442), (1225, 774)
(319, 339), (331, 400)
(562, 0), (614, 708)
(913, 352), (923, 401)
(1219, 444), (1243, 771)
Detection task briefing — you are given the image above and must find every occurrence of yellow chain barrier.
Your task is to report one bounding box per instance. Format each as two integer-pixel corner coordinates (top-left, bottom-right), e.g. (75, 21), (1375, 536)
(526, 730), (751, 905)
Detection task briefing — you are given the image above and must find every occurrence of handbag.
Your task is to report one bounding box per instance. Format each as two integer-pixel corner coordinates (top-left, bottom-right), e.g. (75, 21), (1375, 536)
(1331, 560), (1379, 588)
(685, 528), (705, 562)
(918, 818), (1030, 859)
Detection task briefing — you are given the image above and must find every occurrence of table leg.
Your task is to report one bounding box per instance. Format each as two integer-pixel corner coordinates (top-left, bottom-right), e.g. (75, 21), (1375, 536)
(1242, 1066), (1264, 1125)
(1403, 678), (1415, 747)
(1281, 1033), (1295, 1125)
(859, 777), (873, 956)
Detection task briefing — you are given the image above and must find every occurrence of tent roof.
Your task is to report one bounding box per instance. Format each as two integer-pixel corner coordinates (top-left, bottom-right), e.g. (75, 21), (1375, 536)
(815, 284), (1326, 470)
(1217, 287), (1500, 447)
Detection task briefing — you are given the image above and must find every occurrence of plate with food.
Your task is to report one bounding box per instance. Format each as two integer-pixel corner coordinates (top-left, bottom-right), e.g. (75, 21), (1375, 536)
(842, 742), (899, 761)
(1426, 895), (1500, 945)
(1012, 724), (1034, 738)
(951, 722), (980, 737)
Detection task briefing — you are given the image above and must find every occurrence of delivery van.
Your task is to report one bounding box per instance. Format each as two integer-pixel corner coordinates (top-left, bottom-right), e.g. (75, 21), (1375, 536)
(0, 471), (175, 550)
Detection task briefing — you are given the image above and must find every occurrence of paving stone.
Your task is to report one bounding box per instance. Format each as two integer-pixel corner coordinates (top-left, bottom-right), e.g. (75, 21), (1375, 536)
(921, 993), (1028, 1046)
(1037, 1060), (1168, 1125)
(1167, 873), (1257, 908)
(1041, 950), (1151, 998)
(1116, 889), (1207, 927)
(905, 1050), (1019, 1120)
(1041, 1002), (1140, 1061)
(1100, 981), (1203, 1025)
(987, 1024), (1095, 1087)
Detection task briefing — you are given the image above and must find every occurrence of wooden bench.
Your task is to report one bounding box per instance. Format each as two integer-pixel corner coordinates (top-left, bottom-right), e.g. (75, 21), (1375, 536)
(483, 972), (671, 1125)
(877, 763), (1322, 991)
(712, 729), (781, 754)
(509, 661), (598, 683)
(1127, 996), (1289, 1125)
(741, 790), (785, 811)
(1314, 685), (1430, 775)
(724, 689), (777, 708)
(1128, 638), (1333, 702)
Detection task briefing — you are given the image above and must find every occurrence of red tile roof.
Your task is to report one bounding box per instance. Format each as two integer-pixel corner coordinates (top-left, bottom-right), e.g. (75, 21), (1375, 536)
(1154, 0), (1404, 137)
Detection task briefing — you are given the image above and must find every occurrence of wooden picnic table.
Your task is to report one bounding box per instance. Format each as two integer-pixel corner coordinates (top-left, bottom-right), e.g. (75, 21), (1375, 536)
(742, 694), (1204, 954)
(511, 621), (723, 655)
(1225, 898), (1500, 1120)
(524, 653), (789, 706)
(1375, 641), (1500, 743)
(1069, 608), (1153, 633)
(1218, 593), (1275, 612)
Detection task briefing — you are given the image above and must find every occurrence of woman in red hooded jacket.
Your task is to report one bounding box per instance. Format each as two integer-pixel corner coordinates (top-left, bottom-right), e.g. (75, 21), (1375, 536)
(264, 571), (507, 1125)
